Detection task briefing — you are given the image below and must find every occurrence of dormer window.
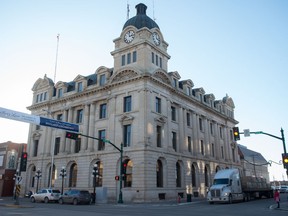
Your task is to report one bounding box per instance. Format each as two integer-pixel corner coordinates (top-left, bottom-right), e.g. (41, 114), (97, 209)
(173, 78), (177, 88)
(58, 88), (63, 98)
(100, 74), (106, 86)
(77, 82), (83, 92)
(186, 87), (191, 96)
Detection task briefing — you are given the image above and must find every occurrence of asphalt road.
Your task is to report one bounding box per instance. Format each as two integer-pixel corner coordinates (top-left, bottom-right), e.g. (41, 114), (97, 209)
(0, 193), (287, 216)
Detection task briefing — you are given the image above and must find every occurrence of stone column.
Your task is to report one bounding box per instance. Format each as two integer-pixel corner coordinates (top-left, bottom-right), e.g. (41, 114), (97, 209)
(65, 108), (73, 154)
(80, 104), (89, 152)
(87, 103), (95, 152)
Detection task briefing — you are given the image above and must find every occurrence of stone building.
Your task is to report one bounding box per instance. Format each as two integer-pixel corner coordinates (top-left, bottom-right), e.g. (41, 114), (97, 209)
(23, 3), (240, 202)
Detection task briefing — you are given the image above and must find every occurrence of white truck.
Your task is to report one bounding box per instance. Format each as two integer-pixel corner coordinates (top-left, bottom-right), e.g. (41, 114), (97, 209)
(207, 168), (273, 204)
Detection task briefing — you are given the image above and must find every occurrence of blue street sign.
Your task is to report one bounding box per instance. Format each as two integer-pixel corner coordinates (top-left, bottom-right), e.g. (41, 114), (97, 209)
(40, 117), (79, 132)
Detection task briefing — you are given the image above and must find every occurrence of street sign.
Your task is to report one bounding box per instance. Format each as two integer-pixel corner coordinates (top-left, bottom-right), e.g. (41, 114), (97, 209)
(244, 129), (250, 137)
(40, 117), (79, 132)
(16, 176), (23, 185)
(0, 107), (79, 132)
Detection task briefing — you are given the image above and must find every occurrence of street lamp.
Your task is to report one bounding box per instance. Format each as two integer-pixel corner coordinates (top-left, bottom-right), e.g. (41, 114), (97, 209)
(91, 163), (99, 204)
(59, 166), (66, 195)
(35, 168), (42, 193)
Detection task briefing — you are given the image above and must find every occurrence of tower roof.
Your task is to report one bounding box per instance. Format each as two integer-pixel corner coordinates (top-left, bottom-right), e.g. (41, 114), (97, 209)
(123, 3), (159, 30)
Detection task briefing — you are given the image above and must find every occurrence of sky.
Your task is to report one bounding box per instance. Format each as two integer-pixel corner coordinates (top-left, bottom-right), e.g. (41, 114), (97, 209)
(1, 0), (288, 181)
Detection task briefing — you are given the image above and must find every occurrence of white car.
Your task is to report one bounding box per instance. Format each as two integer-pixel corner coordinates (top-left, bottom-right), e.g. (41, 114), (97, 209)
(30, 188), (61, 203)
(279, 185), (288, 193)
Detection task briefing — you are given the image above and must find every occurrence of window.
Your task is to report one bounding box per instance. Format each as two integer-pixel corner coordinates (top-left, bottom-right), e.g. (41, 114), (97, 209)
(156, 54), (158, 66)
(186, 113), (191, 126)
(127, 53), (131, 64)
(44, 92), (47, 100)
(159, 57), (162, 68)
(57, 114), (63, 121)
(210, 123), (213, 135)
(36, 94), (39, 103)
(99, 104), (107, 119)
(200, 140), (204, 155)
(77, 82), (83, 92)
(205, 166), (209, 187)
(173, 78), (177, 87)
(171, 106), (176, 121)
(219, 126), (223, 139)
(94, 161), (103, 187)
(188, 136), (192, 152)
(124, 96), (132, 112)
(69, 163), (77, 188)
(123, 159), (133, 187)
(156, 126), (161, 147)
(211, 143), (215, 157)
(54, 137), (60, 155)
(132, 51), (137, 62)
(48, 165), (56, 188)
(98, 130), (105, 151)
(199, 118), (203, 131)
(191, 165), (196, 187)
(33, 140), (39, 157)
(156, 160), (163, 187)
(58, 88), (63, 98)
(75, 139), (81, 153)
(123, 124), (131, 147)
(221, 146), (224, 158)
(99, 74), (106, 86)
(172, 132), (177, 151)
(186, 87), (191, 96)
(152, 52), (154, 64)
(76, 109), (83, 123)
(156, 97), (161, 113)
(176, 162), (181, 187)
(40, 93), (43, 102)
(121, 55), (125, 66)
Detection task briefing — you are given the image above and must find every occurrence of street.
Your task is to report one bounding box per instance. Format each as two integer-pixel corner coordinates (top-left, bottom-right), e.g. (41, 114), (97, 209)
(0, 194), (287, 216)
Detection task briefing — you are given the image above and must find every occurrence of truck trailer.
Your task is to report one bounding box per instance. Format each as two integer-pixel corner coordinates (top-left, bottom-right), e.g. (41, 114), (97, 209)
(207, 168), (273, 204)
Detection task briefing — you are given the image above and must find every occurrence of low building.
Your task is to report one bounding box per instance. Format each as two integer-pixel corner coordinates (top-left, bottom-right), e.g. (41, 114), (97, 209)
(0, 141), (26, 197)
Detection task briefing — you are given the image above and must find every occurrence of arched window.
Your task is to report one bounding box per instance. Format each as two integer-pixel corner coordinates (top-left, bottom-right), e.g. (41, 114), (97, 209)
(205, 166), (209, 187)
(123, 159), (133, 187)
(69, 163), (77, 187)
(31, 166), (36, 187)
(156, 160), (163, 187)
(176, 161), (181, 187)
(191, 164), (196, 187)
(48, 164), (55, 188)
(95, 161), (103, 187)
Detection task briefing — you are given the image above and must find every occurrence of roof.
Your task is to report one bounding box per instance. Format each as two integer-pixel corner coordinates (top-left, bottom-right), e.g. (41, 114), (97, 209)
(123, 3), (160, 30)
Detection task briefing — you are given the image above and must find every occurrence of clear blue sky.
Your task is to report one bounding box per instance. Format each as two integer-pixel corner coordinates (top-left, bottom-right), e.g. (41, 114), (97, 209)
(1, 0), (288, 181)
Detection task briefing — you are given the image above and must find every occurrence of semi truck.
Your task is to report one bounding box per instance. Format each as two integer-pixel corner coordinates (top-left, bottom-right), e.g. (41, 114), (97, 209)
(207, 168), (273, 204)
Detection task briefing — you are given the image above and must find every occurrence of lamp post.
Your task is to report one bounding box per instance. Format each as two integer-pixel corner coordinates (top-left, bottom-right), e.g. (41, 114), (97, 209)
(92, 163), (99, 204)
(35, 168), (42, 193)
(59, 166), (66, 195)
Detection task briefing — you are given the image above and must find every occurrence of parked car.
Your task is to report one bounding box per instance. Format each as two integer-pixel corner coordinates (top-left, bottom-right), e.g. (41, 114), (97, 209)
(30, 188), (61, 203)
(279, 185), (288, 193)
(24, 191), (33, 198)
(58, 189), (92, 205)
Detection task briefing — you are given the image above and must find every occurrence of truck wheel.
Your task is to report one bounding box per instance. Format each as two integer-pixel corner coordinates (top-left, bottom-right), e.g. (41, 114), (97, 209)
(44, 197), (49, 203)
(73, 198), (78, 205)
(228, 195), (232, 204)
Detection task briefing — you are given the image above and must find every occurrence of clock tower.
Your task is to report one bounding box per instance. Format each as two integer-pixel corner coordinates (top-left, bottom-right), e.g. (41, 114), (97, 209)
(111, 3), (170, 75)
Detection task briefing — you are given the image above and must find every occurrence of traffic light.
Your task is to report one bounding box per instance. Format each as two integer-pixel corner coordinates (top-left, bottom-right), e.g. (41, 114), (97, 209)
(122, 162), (127, 181)
(115, 175), (120, 181)
(233, 127), (240, 141)
(20, 152), (28, 172)
(65, 132), (80, 140)
(282, 153), (288, 169)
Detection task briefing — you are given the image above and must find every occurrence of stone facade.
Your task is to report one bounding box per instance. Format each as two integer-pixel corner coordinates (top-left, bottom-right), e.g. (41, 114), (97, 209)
(22, 3), (241, 202)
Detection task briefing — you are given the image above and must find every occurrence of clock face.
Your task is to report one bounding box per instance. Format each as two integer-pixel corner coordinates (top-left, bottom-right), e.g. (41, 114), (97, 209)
(152, 32), (160, 45)
(124, 30), (135, 43)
